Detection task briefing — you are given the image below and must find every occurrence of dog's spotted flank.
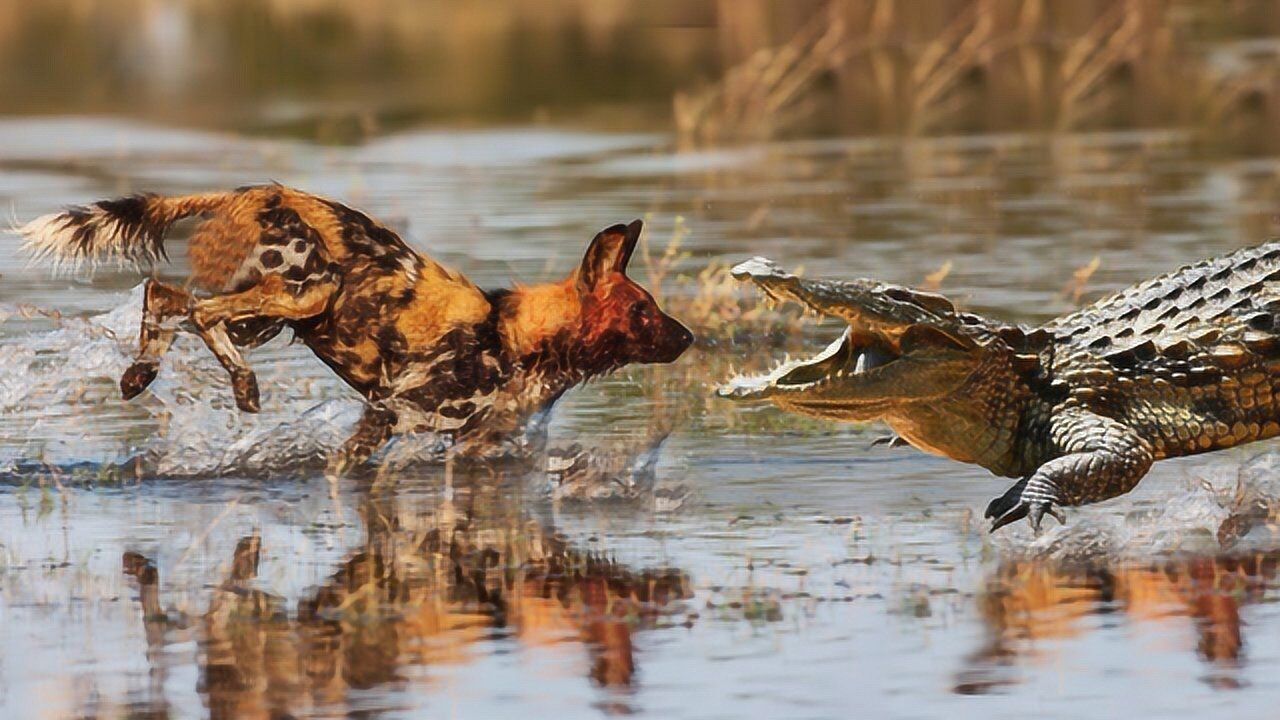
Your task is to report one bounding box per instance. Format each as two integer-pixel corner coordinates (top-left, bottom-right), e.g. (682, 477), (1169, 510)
(20, 185), (694, 472)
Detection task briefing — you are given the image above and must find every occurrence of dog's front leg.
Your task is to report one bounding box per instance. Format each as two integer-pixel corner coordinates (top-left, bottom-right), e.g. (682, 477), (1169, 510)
(326, 403), (397, 478)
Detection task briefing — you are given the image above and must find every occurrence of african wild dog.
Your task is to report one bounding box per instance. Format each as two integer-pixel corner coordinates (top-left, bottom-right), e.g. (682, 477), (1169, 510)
(19, 185), (693, 472)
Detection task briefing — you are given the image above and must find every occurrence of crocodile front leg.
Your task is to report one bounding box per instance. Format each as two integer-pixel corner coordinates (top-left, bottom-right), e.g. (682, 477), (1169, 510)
(987, 407), (1154, 532)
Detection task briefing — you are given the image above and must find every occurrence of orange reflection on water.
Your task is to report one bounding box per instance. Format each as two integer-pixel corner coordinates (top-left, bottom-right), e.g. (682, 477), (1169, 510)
(959, 550), (1280, 694)
(123, 488), (691, 718)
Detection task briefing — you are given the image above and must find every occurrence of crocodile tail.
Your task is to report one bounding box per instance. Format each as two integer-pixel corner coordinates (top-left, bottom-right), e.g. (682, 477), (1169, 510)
(17, 192), (234, 273)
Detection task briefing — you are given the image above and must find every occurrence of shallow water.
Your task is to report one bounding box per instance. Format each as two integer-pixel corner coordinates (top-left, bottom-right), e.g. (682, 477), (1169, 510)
(5, 118), (1280, 718)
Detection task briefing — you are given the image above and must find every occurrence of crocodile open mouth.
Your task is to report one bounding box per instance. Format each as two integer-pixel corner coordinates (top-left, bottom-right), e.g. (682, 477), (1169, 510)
(718, 325), (901, 400)
(717, 256), (952, 403)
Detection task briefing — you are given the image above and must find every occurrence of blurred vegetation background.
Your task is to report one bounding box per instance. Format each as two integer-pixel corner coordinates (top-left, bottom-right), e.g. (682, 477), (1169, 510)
(0, 0), (720, 139)
(3, 0), (1280, 149)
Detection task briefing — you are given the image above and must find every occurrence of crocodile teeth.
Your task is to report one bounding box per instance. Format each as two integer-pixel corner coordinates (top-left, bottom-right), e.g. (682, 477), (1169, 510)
(717, 327), (853, 398)
(854, 352), (867, 374)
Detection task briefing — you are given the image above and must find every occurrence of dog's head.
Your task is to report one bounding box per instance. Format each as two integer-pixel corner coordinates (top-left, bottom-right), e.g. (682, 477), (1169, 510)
(498, 220), (693, 379)
(572, 220), (694, 367)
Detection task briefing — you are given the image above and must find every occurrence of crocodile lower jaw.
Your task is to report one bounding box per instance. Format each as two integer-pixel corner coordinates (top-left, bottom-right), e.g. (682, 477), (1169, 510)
(718, 327), (897, 400)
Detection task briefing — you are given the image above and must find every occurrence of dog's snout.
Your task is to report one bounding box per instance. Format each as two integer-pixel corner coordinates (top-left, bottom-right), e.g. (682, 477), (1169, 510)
(673, 322), (694, 352)
(651, 316), (693, 362)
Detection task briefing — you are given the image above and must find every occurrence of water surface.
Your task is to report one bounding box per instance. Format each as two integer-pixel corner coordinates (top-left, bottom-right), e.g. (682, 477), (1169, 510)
(4, 118), (1280, 718)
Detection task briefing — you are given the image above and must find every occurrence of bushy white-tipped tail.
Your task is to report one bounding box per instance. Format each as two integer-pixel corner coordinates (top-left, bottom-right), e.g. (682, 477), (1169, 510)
(17, 196), (167, 274)
(17, 212), (90, 273)
(16, 193), (229, 275)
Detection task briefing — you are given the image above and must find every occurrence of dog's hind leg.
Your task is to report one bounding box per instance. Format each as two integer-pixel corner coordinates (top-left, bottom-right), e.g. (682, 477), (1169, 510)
(121, 279), (194, 400)
(193, 273), (336, 329)
(192, 320), (263, 412)
(190, 274), (337, 413)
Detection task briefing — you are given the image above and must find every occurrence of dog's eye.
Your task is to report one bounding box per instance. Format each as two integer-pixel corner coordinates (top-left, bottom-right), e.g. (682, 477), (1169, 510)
(630, 301), (647, 319)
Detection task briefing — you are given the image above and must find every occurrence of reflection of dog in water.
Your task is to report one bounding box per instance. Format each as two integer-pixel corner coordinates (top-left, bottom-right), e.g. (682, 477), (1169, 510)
(122, 500), (692, 716)
(20, 185), (692, 472)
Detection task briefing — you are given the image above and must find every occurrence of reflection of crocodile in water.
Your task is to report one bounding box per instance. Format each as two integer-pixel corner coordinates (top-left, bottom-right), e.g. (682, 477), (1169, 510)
(720, 243), (1280, 532)
(957, 551), (1280, 693)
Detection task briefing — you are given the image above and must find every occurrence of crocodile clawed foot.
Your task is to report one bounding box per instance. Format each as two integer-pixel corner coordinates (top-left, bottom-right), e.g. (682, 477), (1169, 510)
(986, 478), (1065, 533)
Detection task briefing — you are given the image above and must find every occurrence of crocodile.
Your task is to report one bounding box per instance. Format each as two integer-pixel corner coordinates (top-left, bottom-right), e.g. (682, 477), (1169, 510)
(718, 243), (1280, 532)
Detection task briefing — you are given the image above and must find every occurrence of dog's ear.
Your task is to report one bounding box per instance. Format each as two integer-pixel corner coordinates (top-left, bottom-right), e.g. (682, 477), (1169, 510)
(577, 219), (641, 290)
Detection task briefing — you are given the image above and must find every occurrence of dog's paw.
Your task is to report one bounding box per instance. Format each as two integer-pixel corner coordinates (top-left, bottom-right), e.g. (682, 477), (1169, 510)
(231, 370), (260, 413)
(120, 362), (159, 400)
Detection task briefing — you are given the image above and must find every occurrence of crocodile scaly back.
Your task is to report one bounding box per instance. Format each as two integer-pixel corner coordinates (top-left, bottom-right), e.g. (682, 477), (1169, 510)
(1043, 241), (1280, 365)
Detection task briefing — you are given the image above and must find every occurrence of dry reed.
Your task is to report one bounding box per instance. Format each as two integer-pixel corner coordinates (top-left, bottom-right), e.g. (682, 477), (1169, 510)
(676, 0), (1280, 149)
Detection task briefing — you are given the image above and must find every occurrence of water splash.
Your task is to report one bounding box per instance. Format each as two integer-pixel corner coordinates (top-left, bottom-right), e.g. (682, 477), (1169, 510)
(0, 285), (657, 492)
(992, 451), (1280, 561)
(1, 284), (384, 478)
(541, 431), (689, 508)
